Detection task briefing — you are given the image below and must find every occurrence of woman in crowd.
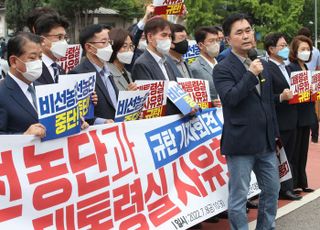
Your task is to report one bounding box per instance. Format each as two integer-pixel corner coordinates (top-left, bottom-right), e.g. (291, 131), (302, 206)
(107, 28), (137, 91)
(287, 35), (316, 193)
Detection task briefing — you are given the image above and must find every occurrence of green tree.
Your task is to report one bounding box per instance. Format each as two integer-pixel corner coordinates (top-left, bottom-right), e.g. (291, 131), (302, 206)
(185, 0), (229, 35)
(45, 0), (112, 42)
(239, 0), (305, 40)
(5, 0), (42, 32)
(110, 0), (145, 22)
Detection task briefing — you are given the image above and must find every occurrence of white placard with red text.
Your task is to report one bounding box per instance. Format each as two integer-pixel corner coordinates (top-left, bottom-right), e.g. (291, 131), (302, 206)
(0, 108), (260, 230)
(58, 44), (82, 73)
(177, 78), (212, 109)
(153, 0), (185, 15)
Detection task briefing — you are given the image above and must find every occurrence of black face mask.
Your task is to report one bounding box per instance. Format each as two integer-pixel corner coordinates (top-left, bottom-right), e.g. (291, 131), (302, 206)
(172, 39), (189, 55)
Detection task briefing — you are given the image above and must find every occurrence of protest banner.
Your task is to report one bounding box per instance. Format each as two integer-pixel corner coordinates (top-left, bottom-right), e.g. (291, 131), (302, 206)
(289, 70), (311, 104)
(136, 80), (168, 119)
(182, 40), (200, 65)
(115, 90), (149, 122)
(59, 72), (96, 119)
(0, 108), (260, 230)
(58, 44), (82, 73)
(35, 81), (80, 141)
(153, 0), (184, 15)
(311, 71), (320, 102)
(167, 81), (199, 115)
(177, 78), (212, 109)
(276, 140), (292, 183)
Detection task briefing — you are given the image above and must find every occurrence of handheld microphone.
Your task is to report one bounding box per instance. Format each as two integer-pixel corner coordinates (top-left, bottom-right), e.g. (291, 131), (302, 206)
(247, 48), (266, 83)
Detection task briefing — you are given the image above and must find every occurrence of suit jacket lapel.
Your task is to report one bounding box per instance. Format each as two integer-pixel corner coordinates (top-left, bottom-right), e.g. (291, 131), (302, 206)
(6, 76), (38, 120)
(42, 63), (55, 84)
(145, 50), (167, 80)
(229, 53), (261, 97)
(83, 60), (116, 109)
(199, 56), (213, 75)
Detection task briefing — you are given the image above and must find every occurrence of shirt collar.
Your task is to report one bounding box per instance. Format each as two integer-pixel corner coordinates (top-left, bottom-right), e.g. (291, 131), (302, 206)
(200, 54), (216, 69)
(8, 71), (31, 94)
(231, 50), (248, 64)
(90, 60), (110, 76)
(147, 48), (166, 65)
(42, 54), (55, 68)
(269, 57), (285, 67)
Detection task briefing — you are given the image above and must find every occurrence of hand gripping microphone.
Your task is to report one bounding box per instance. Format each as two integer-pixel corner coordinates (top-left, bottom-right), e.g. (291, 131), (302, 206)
(247, 48), (266, 83)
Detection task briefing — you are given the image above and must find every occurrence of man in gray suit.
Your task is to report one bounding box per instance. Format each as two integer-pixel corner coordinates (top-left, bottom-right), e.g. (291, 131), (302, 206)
(190, 27), (221, 107)
(131, 17), (184, 115)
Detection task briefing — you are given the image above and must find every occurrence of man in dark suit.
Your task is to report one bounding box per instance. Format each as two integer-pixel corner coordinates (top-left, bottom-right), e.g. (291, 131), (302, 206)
(34, 14), (69, 84)
(265, 32), (302, 200)
(131, 17), (185, 115)
(69, 24), (116, 122)
(0, 32), (45, 137)
(213, 13), (280, 230)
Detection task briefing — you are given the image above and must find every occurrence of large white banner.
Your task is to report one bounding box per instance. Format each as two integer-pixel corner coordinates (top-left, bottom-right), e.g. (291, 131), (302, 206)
(0, 108), (259, 230)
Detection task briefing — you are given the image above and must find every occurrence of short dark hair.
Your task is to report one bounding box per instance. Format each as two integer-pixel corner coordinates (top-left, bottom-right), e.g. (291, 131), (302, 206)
(144, 17), (171, 43)
(26, 7), (58, 32)
(264, 32), (286, 55)
(108, 28), (133, 63)
(213, 25), (223, 32)
(7, 32), (41, 66)
(170, 23), (187, 41)
(222, 13), (252, 37)
(34, 14), (69, 36)
(289, 35), (313, 63)
(194, 26), (218, 44)
(297, 27), (312, 38)
(79, 24), (110, 50)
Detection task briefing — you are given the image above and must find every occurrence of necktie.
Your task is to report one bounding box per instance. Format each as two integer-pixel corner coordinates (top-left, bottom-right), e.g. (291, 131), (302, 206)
(122, 70), (131, 84)
(51, 62), (59, 83)
(27, 84), (37, 110)
(100, 68), (117, 108)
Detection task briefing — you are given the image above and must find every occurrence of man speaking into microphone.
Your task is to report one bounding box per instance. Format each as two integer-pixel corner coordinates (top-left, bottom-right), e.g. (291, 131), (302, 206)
(213, 13), (280, 230)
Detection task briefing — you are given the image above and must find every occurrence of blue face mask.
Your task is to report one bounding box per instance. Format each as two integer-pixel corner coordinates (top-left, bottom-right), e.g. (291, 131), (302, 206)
(277, 47), (289, 60)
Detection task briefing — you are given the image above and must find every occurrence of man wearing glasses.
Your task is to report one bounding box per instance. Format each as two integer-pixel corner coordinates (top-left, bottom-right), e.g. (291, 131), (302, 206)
(34, 14), (69, 84)
(69, 24), (116, 123)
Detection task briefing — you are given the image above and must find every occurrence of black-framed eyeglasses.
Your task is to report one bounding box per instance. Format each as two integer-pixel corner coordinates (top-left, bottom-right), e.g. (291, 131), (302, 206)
(88, 40), (114, 46)
(122, 44), (135, 51)
(45, 34), (69, 41)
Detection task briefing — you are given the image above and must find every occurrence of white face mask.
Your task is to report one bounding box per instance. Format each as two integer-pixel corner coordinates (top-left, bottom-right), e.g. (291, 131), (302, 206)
(205, 42), (220, 58)
(156, 39), (171, 55)
(96, 45), (113, 62)
(17, 59), (43, 82)
(51, 39), (68, 59)
(117, 51), (134, 64)
(138, 40), (148, 50)
(297, 51), (311, 62)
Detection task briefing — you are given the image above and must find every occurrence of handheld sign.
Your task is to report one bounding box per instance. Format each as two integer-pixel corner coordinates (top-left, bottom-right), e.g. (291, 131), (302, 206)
(115, 90), (150, 122)
(177, 78), (212, 109)
(153, 0), (185, 15)
(135, 80), (168, 119)
(311, 71), (320, 102)
(35, 81), (80, 141)
(167, 81), (199, 115)
(59, 72), (96, 119)
(57, 44), (82, 73)
(182, 40), (200, 64)
(289, 70), (311, 104)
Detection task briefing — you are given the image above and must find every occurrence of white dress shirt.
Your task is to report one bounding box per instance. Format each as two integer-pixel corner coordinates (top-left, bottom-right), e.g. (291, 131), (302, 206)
(146, 48), (170, 80)
(42, 54), (56, 82)
(9, 71), (36, 109)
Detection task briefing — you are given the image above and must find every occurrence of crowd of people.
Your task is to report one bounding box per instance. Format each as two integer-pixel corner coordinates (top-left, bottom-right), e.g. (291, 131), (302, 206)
(0, 4), (319, 230)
